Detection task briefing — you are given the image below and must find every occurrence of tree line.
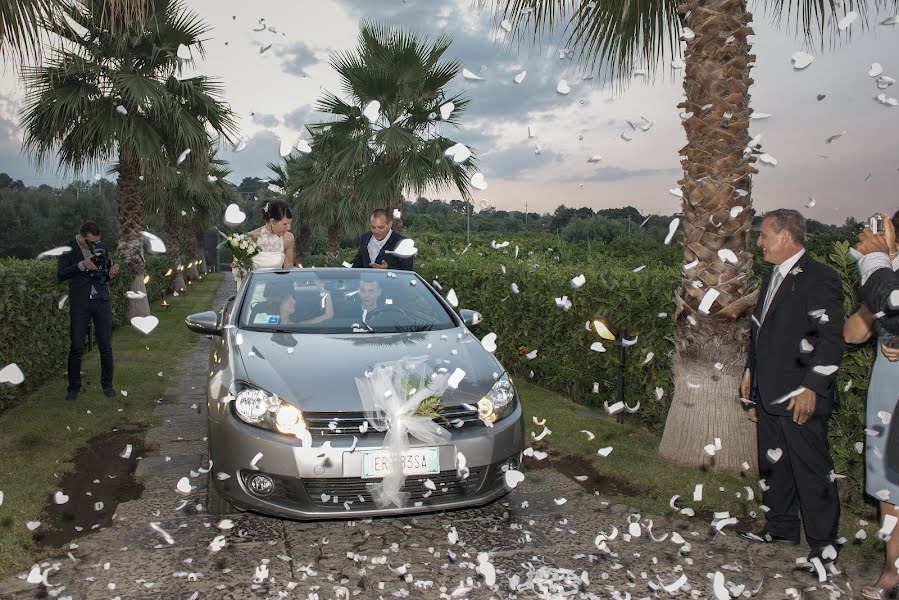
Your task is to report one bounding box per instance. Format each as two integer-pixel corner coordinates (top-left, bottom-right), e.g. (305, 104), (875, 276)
(2, 172), (863, 265)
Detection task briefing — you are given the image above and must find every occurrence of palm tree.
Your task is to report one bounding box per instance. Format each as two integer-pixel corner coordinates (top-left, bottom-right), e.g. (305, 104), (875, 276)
(144, 146), (237, 293)
(183, 157), (238, 278)
(498, 0), (896, 472)
(20, 0), (238, 318)
(286, 129), (370, 265)
(317, 21), (479, 233)
(1, 0), (148, 60)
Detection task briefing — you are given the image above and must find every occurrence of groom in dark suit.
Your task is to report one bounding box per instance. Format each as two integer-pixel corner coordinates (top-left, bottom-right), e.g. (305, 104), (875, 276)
(350, 209), (413, 271)
(739, 209), (845, 567)
(57, 222), (120, 401)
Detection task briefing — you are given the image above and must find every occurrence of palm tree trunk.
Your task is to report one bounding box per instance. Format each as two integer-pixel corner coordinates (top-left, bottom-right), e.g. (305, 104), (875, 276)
(180, 225), (200, 280)
(658, 0), (760, 473)
(186, 258), (200, 280)
(325, 219), (340, 266)
(116, 149), (151, 318)
(297, 223), (311, 263)
(165, 219), (186, 294)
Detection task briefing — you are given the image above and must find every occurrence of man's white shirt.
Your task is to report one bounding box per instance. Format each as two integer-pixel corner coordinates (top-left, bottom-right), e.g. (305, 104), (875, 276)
(367, 230), (392, 265)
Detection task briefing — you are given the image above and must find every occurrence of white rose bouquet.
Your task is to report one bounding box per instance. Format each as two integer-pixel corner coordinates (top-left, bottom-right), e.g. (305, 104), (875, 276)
(218, 231), (259, 288)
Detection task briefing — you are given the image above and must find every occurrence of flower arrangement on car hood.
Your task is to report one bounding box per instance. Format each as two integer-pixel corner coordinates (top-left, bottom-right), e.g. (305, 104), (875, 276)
(354, 357), (453, 508)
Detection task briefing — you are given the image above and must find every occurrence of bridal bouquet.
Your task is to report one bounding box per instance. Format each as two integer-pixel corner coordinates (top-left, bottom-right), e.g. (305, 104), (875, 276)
(218, 231), (259, 289)
(220, 232), (259, 275)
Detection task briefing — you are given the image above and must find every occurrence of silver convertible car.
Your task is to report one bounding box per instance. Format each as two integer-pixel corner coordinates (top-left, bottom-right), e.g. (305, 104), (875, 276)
(186, 268), (525, 518)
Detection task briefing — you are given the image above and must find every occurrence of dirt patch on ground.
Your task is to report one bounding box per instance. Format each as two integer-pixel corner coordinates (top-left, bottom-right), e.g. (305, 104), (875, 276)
(32, 428), (147, 549)
(526, 450), (645, 499)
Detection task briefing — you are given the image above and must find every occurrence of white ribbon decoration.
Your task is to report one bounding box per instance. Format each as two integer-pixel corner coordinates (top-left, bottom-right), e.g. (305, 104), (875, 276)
(355, 357), (452, 508)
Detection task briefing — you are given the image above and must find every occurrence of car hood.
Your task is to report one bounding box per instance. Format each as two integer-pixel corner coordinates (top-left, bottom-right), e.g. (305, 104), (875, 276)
(230, 328), (504, 412)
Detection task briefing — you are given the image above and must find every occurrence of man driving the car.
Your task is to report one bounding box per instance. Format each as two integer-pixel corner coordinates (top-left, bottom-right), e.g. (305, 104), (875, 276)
(357, 276), (383, 324)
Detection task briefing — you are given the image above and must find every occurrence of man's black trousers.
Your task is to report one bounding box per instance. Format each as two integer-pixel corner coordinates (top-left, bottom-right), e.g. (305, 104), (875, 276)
(756, 406), (840, 552)
(67, 298), (113, 392)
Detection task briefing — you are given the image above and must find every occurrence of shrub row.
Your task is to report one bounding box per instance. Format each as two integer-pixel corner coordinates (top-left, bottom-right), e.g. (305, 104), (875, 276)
(416, 238), (874, 503)
(416, 241), (680, 431)
(0, 255), (172, 411)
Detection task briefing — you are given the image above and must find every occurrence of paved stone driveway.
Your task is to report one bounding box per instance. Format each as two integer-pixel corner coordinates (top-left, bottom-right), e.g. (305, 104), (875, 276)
(0, 277), (880, 599)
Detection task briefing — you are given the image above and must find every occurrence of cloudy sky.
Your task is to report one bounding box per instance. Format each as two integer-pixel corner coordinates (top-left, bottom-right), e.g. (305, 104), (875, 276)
(1, 0), (897, 223)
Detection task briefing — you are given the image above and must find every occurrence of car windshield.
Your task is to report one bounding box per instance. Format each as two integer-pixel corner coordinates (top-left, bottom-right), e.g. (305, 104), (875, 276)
(238, 269), (459, 334)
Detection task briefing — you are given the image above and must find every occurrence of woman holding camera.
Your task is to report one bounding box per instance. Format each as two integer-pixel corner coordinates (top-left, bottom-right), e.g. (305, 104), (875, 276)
(844, 210), (899, 600)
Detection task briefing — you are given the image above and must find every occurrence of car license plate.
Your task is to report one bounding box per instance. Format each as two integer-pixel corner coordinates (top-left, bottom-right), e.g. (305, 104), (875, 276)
(362, 447), (439, 479)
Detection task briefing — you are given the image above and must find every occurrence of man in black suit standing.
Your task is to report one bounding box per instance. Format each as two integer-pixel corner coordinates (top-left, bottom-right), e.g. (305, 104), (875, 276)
(57, 222), (120, 401)
(350, 209), (413, 271)
(739, 209), (845, 568)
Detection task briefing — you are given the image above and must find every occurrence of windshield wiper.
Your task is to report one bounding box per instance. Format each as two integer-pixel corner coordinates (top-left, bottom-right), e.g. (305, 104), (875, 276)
(241, 326), (293, 333)
(395, 324), (437, 333)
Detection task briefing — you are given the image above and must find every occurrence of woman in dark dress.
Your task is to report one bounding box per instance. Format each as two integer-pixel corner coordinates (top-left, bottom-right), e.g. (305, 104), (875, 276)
(845, 210), (899, 600)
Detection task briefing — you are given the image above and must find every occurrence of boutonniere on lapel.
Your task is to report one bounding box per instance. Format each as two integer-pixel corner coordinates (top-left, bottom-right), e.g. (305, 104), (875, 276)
(789, 266), (803, 291)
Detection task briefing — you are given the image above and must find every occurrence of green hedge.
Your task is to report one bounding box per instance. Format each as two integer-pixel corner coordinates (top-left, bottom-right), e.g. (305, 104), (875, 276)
(0, 255), (171, 411)
(417, 241), (680, 431)
(416, 237), (875, 505)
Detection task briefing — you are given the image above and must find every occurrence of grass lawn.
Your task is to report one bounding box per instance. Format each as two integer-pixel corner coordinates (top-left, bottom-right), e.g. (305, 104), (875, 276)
(0, 273), (222, 578)
(516, 380), (881, 560)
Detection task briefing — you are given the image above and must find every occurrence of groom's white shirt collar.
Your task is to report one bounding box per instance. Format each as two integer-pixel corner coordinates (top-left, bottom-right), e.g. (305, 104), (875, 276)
(776, 248), (805, 278)
(368, 230), (392, 264)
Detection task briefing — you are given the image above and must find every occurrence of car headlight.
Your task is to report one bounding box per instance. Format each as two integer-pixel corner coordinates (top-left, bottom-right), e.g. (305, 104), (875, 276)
(232, 383), (306, 436)
(477, 374), (517, 424)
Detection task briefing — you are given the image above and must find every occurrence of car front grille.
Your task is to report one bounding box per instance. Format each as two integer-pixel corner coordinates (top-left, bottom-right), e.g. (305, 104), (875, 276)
(304, 467), (486, 508)
(302, 405), (483, 436)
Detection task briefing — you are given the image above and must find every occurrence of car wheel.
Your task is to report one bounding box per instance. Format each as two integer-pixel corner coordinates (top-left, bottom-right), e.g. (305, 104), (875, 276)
(207, 471), (237, 515)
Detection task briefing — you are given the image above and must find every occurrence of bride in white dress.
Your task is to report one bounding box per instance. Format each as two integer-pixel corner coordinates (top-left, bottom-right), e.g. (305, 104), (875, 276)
(233, 200), (295, 289)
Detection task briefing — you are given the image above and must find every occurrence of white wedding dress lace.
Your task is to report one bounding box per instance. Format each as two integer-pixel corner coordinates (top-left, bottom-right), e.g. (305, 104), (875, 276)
(233, 228), (286, 290)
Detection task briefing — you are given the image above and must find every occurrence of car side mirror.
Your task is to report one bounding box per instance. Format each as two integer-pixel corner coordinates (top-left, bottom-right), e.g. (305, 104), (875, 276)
(185, 311), (221, 336)
(459, 309), (482, 328)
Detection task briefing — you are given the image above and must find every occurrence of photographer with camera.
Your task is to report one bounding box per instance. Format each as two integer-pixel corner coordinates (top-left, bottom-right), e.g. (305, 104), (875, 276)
(847, 210), (899, 600)
(57, 222), (120, 401)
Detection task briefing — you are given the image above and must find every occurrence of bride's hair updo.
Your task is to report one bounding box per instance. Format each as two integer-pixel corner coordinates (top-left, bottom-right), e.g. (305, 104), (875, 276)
(263, 200), (292, 222)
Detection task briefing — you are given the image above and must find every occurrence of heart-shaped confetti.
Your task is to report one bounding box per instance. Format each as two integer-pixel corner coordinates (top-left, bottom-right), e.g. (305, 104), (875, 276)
(838, 11), (858, 30)
(130, 315), (159, 335)
(36, 246), (72, 259)
(439, 101), (455, 120)
(0, 363), (24, 385)
(388, 238), (418, 258)
(53, 491), (69, 504)
(481, 332), (497, 353)
(791, 51), (815, 70)
(444, 142), (471, 163)
(766, 448), (784, 463)
(447, 368), (466, 389)
(176, 477), (192, 494)
(362, 99), (381, 122)
(470, 172), (488, 190)
(556, 79), (571, 94)
(664, 218), (680, 244)
(504, 469), (525, 488)
(446, 289), (458, 307)
(224, 203), (246, 225)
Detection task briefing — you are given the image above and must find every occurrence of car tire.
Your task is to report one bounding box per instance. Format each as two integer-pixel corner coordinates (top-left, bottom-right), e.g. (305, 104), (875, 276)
(207, 472), (237, 515)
